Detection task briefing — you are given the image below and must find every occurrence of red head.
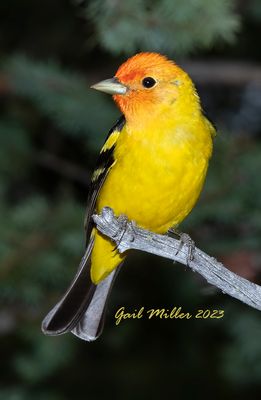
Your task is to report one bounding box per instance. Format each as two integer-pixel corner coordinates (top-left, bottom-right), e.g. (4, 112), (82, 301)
(91, 52), (197, 124)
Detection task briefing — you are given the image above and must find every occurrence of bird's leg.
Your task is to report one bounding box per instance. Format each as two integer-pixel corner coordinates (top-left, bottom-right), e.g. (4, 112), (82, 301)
(112, 214), (128, 239)
(112, 214), (136, 250)
(168, 227), (195, 264)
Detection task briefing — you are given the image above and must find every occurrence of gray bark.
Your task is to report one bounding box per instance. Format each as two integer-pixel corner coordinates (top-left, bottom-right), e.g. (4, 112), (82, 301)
(93, 207), (261, 311)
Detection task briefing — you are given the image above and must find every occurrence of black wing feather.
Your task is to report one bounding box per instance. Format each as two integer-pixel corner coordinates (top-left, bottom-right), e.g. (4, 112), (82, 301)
(84, 115), (125, 241)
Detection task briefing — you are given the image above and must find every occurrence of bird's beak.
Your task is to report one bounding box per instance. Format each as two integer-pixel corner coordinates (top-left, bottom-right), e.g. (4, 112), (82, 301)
(91, 77), (127, 95)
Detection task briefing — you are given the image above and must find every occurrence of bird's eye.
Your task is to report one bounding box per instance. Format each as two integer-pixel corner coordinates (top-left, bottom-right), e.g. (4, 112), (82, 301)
(142, 77), (156, 88)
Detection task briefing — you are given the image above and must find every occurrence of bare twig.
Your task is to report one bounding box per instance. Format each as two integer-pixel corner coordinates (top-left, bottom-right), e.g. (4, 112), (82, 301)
(93, 207), (261, 311)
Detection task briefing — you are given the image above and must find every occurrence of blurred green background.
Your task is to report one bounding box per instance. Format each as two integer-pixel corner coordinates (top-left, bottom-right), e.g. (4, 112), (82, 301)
(1, 1), (261, 399)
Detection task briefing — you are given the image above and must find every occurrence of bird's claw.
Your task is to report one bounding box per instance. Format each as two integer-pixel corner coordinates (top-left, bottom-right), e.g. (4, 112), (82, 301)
(169, 228), (195, 265)
(176, 233), (195, 264)
(112, 214), (136, 250)
(112, 214), (128, 238)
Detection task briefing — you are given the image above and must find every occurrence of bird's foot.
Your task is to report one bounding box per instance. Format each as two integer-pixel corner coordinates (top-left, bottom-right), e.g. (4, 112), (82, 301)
(169, 228), (195, 265)
(112, 214), (136, 250)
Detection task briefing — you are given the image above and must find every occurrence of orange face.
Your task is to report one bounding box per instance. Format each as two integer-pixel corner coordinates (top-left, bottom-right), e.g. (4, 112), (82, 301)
(113, 52), (188, 119)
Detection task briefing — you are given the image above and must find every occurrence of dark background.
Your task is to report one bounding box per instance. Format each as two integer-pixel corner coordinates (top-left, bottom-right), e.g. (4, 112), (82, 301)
(0, 1), (261, 399)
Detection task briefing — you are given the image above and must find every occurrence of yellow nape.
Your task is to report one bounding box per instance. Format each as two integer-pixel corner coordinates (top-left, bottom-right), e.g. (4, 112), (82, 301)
(90, 228), (125, 284)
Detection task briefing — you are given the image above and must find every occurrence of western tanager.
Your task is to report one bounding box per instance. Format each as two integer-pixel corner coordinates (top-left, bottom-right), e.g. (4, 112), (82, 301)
(42, 52), (215, 341)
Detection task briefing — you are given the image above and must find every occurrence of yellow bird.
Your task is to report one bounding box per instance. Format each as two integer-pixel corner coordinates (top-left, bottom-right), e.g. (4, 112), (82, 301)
(42, 52), (215, 341)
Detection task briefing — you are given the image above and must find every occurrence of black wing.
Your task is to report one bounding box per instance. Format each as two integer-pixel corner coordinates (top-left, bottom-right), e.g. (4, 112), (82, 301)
(84, 115), (125, 241)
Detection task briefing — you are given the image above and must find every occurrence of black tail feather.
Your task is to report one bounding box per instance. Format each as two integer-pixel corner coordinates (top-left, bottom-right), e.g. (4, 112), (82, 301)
(42, 237), (122, 341)
(72, 267), (119, 341)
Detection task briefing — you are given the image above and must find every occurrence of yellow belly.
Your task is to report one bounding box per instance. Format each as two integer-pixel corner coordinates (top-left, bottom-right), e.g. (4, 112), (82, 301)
(90, 122), (213, 283)
(99, 153), (207, 231)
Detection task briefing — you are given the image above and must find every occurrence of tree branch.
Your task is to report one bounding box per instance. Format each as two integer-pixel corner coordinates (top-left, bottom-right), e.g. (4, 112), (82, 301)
(93, 207), (261, 311)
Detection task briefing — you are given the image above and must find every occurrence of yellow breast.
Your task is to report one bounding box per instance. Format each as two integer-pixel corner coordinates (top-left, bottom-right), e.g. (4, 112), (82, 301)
(97, 114), (213, 233)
